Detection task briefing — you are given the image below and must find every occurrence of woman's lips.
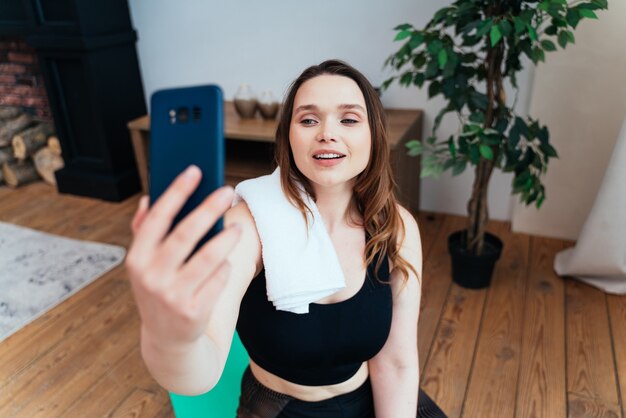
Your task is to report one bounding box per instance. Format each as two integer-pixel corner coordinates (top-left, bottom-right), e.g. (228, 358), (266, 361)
(312, 155), (345, 167)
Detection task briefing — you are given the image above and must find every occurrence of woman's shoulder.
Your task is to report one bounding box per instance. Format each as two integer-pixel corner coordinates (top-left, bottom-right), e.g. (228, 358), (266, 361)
(396, 204), (419, 237)
(386, 204), (421, 273)
(225, 200), (263, 276)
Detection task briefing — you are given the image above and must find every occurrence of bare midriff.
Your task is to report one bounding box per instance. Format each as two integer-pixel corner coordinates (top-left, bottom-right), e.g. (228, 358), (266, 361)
(249, 359), (369, 402)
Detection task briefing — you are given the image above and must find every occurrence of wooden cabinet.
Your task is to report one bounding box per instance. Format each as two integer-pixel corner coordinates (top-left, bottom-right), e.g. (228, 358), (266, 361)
(128, 101), (423, 212)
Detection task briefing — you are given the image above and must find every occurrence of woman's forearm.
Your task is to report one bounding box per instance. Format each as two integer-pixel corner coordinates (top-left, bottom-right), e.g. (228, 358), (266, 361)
(370, 365), (419, 418)
(140, 326), (222, 396)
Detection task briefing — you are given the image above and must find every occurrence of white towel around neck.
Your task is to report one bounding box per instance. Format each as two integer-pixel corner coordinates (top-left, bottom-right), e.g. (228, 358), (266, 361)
(232, 167), (345, 314)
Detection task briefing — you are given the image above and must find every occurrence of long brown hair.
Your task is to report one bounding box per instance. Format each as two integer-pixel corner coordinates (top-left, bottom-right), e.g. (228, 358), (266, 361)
(275, 59), (419, 285)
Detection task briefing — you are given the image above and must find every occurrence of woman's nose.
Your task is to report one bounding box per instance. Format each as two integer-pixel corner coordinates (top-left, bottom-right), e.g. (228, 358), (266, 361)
(316, 131), (337, 142)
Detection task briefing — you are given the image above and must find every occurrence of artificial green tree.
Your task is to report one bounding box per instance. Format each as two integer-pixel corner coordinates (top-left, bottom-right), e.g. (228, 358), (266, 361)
(384, 0), (607, 255)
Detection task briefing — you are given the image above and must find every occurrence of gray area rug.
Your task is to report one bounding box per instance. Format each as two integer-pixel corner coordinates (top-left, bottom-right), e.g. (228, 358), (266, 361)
(0, 222), (126, 342)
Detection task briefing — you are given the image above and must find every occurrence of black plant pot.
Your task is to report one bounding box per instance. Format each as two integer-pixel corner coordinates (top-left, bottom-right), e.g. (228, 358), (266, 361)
(448, 230), (503, 289)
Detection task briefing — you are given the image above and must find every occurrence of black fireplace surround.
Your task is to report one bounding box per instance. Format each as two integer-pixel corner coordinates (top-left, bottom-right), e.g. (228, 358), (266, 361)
(1, 0), (146, 201)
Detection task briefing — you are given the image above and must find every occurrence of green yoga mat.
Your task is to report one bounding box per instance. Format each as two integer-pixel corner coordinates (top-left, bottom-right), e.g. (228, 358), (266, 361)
(169, 332), (249, 417)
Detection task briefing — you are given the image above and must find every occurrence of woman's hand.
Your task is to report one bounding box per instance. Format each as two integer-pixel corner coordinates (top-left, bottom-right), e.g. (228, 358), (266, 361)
(125, 165), (241, 350)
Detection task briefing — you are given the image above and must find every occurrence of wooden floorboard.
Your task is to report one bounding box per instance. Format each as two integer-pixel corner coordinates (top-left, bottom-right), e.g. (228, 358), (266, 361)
(417, 214), (463, 374)
(566, 280), (621, 418)
(0, 182), (625, 417)
(607, 294), (626, 418)
(462, 221), (529, 418)
(515, 236), (567, 418)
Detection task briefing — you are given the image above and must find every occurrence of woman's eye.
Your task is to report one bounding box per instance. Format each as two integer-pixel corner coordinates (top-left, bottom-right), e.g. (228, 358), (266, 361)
(341, 118), (358, 124)
(300, 119), (317, 125)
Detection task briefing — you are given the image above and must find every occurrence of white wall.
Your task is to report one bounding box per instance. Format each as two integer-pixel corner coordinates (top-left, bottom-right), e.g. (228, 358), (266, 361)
(127, 1), (536, 220)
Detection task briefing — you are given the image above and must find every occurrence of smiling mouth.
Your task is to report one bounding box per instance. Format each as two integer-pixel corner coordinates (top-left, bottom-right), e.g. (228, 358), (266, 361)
(313, 153), (346, 160)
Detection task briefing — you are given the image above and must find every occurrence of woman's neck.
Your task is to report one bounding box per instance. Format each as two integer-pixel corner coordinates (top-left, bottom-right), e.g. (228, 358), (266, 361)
(313, 183), (358, 234)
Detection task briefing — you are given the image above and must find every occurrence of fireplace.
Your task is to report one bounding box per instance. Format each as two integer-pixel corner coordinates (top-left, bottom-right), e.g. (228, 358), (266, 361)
(0, 0), (146, 201)
(0, 38), (52, 122)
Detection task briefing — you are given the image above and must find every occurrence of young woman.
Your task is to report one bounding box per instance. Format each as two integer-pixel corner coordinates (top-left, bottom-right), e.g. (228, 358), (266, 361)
(125, 60), (446, 417)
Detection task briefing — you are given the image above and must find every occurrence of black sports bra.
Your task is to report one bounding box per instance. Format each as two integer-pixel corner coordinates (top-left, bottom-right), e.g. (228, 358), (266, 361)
(236, 249), (392, 386)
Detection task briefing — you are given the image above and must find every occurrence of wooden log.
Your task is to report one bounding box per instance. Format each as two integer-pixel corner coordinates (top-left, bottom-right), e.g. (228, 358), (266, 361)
(0, 106), (22, 120)
(33, 147), (64, 186)
(47, 135), (62, 156)
(0, 146), (15, 166)
(12, 123), (54, 160)
(2, 160), (40, 188)
(0, 113), (32, 147)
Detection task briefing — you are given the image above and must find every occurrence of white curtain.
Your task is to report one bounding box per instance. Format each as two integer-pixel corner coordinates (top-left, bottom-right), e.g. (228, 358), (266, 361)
(554, 117), (626, 293)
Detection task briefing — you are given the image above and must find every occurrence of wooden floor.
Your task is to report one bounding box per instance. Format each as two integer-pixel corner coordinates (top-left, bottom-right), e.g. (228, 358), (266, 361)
(0, 182), (624, 418)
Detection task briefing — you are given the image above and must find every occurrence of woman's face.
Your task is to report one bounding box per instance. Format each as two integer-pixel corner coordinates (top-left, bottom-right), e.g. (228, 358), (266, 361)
(289, 74), (372, 192)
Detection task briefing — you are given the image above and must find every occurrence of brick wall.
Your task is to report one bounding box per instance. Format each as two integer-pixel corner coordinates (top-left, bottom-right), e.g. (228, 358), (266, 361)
(0, 37), (52, 122)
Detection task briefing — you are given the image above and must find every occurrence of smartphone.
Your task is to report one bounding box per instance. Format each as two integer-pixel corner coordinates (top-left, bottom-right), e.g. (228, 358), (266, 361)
(149, 84), (225, 254)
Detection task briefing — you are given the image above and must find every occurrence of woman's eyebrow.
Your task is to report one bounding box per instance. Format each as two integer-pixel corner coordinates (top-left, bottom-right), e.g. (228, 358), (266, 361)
(293, 104), (318, 115)
(338, 104), (366, 113)
(293, 104), (366, 115)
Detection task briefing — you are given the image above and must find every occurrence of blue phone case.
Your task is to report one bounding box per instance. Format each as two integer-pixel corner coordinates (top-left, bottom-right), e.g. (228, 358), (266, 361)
(149, 84), (225, 254)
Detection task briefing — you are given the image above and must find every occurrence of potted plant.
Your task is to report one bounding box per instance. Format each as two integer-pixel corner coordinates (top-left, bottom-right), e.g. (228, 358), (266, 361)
(384, 0), (607, 288)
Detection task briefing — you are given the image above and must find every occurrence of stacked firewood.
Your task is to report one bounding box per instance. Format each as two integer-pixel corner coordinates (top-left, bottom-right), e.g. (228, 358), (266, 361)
(0, 106), (64, 188)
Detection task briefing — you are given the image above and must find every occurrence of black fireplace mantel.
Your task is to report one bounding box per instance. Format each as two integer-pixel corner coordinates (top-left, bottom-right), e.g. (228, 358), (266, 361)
(1, 0), (146, 201)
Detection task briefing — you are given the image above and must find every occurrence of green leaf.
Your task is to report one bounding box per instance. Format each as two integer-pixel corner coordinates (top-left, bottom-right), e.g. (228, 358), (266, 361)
(543, 143), (558, 158)
(425, 59), (439, 78)
(513, 170), (531, 189)
(558, 30), (569, 48)
(438, 49), (448, 69)
(406, 139), (424, 157)
(413, 73), (425, 87)
(475, 18), (493, 38)
(514, 117), (529, 136)
(528, 24), (537, 41)
(448, 136), (456, 158)
(541, 39), (557, 51)
(566, 9), (581, 28)
(469, 145), (481, 164)
(579, 9), (598, 19)
(532, 47), (545, 63)
(519, 10), (534, 25)
(566, 30), (575, 43)
(469, 91), (489, 110)
(469, 111), (485, 124)
(409, 32), (425, 49)
(394, 23), (412, 31)
(489, 25), (502, 46)
(490, 25), (503, 46)
(452, 160), (467, 176)
(412, 54), (427, 68)
(545, 25), (558, 36)
(427, 39), (443, 55)
(479, 145), (494, 160)
(514, 17), (526, 34)
(394, 30), (411, 41)
(499, 20), (512, 37)
(381, 77), (395, 91)
(442, 159), (456, 172)
(400, 72), (413, 86)
(428, 81), (441, 98)
(459, 20), (481, 35)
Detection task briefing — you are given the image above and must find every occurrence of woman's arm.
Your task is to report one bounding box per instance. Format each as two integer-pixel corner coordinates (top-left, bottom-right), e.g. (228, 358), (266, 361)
(368, 206), (422, 418)
(126, 172), (260, 395)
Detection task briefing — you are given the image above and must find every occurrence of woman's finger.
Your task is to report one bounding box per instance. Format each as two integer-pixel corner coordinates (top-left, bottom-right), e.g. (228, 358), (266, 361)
(155, 186), (235, 271)
(131, 195), (150, 235)
(176, 222), (241, 287)
(190, 259), (231, 314)
(132, 165), (202, 256)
